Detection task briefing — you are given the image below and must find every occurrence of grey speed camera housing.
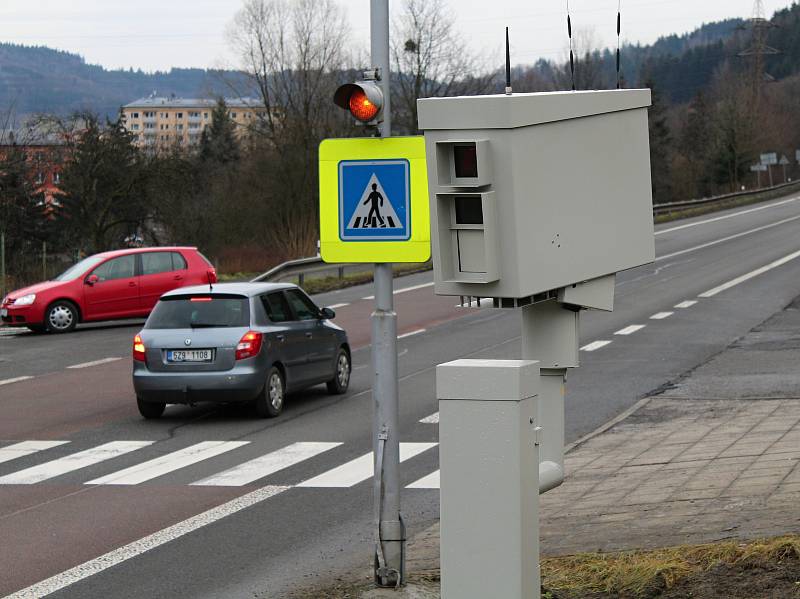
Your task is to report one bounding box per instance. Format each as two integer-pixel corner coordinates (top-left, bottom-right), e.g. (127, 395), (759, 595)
(417, 89), (656, 302)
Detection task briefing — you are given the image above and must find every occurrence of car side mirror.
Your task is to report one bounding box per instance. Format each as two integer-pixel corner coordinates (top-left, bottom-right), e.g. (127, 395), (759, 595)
(320, 307), (335, 320)
(85, 274), (99, 286)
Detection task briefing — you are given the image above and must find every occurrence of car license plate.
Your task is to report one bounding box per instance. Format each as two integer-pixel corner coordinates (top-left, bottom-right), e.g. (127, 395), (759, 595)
(167, 349), (212, 362)
(1, 309), (7, 317)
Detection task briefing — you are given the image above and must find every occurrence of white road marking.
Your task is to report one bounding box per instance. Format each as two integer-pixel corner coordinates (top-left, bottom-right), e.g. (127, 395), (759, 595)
(407, 470), (439, 489)
(0, 327), (28, 336)
(650, 312), (674, 320)
(614, 324), (646, 336)
(327, 303), (349, 310)
(398, 329), (425, 339)
(297, 442), (437, 488)
(419, 412), (440, 424)
(4, 484), (290, 599)
(66, 357), (123, 369)
(675, 300), (698, 309)
(86, 441), (249, 486)
(0, 440), (69, 465)
(0, 376), (33, 386)
(192, 442), (342, 487)
(580, 340), (612, 352)
(362, 280), (435, 300)
(655, 196), (799, 235)
(699, 249), (800, 298)
(0, 441), (153, 485)
(656, 214), (800, 261)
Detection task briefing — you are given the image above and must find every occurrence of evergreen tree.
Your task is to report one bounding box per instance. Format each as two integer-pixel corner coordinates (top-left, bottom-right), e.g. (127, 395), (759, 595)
(57, 115), (152, 252)
(646, 79), (673, 204)
(199, 99), (240, 166)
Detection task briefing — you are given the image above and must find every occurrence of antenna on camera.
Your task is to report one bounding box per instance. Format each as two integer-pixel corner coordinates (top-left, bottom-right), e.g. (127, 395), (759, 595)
(505, 27), (513, 95)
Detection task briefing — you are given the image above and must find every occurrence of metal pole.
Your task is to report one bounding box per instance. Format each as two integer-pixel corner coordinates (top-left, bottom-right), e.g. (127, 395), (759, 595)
(768, 164), (774, 187)
(370, 0), (404, 587)
(0, 231), (5, 298)
(42, 241), (47, 281)
(372, 0), (391, 139)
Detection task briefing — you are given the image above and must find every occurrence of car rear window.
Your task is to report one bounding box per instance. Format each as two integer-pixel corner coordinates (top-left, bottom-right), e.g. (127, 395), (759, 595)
(146, 295), (250, 329)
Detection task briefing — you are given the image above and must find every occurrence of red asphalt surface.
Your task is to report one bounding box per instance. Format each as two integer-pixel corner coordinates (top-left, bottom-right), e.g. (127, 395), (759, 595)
(0, 285), (472, 596)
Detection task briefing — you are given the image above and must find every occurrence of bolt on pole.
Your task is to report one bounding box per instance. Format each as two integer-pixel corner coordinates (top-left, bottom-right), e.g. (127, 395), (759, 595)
(369, 0), (404, 588)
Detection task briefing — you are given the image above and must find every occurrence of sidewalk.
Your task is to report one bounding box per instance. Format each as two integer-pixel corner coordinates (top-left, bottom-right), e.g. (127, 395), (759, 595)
(366, 295), (800, 597)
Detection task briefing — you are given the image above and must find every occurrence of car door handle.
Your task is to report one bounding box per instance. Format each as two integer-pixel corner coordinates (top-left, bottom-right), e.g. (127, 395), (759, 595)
(174, 275), (183, 280)
(305, 332), (313, 338)
(128, 281), (137, 287)
(276, 334), (285, 341)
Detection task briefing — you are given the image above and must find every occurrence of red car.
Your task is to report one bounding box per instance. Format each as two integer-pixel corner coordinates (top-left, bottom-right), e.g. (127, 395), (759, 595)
(1, 247), (217, 333)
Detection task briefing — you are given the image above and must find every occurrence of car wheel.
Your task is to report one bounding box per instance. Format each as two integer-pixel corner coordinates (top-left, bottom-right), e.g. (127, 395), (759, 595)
(326, 348), (351, 395)
(137, 396), (166, 419)
(45, 300), (78, 333)
(256, 366), (285, 418)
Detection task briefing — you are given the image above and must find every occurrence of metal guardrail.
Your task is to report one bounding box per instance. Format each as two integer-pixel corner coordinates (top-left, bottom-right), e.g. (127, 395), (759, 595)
(251, 255), (354, 285)
(652, 180), (800, 215)
(256, 182), (800, 284)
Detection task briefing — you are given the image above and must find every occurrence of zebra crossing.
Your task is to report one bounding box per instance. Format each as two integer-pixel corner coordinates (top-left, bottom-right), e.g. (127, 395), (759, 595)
(0, 438), (442, 490)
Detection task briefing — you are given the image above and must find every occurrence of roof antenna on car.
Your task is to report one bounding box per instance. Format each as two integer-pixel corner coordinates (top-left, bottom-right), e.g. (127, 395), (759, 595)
(207, 271), (214, 293)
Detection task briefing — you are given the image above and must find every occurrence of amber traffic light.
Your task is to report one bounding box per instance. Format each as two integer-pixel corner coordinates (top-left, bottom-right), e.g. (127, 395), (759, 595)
(334, 81), (384, 124)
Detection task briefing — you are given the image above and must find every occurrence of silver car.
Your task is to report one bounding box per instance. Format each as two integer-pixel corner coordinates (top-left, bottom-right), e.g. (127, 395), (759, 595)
(132, 282), (350, 419)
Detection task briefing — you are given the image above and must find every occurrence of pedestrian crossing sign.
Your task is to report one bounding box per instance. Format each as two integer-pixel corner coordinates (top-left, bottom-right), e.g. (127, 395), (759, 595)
(319, 136), (430, 263)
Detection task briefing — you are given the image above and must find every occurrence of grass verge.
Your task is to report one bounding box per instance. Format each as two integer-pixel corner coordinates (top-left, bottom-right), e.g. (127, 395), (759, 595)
(542, 535), (800, 598)
(286, 535), (800, 598)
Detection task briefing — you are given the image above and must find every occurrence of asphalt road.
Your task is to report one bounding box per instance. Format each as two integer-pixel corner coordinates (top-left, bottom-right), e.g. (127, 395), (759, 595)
(2, 194), (800, 598)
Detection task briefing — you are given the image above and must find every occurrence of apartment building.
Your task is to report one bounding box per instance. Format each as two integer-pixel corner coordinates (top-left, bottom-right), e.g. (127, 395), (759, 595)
(121, 97), (264, 150)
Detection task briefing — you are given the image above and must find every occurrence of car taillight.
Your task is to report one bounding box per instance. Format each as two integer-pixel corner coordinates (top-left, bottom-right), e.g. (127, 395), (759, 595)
(236, 331), (263, 360)
(133, 334), (146, 362)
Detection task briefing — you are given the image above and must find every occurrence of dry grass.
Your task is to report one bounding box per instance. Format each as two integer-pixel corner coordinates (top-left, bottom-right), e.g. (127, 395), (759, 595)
(541, 535), (800, 596)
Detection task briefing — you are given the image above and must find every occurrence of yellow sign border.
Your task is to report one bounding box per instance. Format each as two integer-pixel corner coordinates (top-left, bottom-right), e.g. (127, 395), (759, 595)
(319, 136), (430, 263)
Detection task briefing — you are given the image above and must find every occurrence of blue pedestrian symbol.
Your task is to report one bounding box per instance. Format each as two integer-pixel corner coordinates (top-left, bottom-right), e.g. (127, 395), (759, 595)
(339, 159), (411, 241)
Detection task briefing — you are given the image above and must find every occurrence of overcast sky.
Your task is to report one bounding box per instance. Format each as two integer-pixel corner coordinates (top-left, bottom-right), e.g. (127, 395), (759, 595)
(0, 0), (792, 72)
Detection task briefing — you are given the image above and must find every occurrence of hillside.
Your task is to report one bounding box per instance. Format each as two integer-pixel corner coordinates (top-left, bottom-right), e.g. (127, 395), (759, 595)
(0, 44), (247, 121)
(3, 4), (800, 119)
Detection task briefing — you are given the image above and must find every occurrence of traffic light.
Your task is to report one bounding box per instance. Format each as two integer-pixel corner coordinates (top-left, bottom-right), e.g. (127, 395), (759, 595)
(334, 80), (384, 126)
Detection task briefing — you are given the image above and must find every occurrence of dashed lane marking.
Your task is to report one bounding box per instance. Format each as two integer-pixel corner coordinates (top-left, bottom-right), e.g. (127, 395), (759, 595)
(192, 442), (342, 487)
(650, 312), (674, 320)
(0, 441), (69, 465)
(0, 441), (153, 485)
(0, 376), (33, 386)
(398, 329), (425, 339)
(0, 327), (28, 336)
(699, 249), (800, 298)
(327, 303), (349, 310)
(614, 325), (646, 336)
(580, 340), (612, 352)
(362, 281), (435, 301)
(66, 357), (123, 369)
(675, 300), (698, 309)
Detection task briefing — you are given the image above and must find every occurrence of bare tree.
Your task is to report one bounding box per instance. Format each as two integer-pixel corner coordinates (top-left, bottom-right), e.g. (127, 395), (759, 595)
(227, 0), (351, 256)
(391, 0), (496, 134)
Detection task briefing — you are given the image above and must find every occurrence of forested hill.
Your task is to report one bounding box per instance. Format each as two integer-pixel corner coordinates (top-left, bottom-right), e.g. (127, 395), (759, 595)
(608, 4), (800, 103)
(0, 44), (246, 121)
